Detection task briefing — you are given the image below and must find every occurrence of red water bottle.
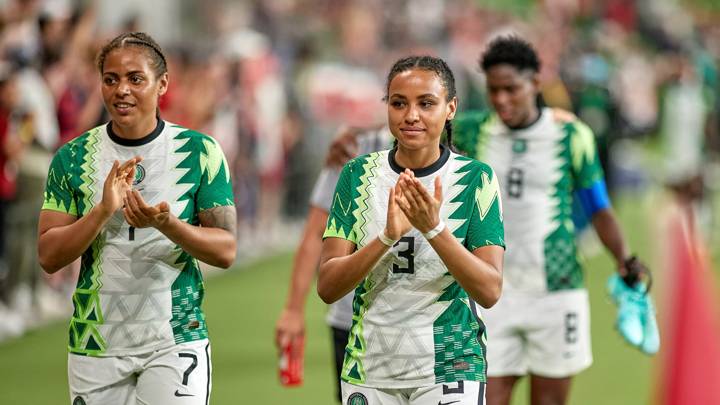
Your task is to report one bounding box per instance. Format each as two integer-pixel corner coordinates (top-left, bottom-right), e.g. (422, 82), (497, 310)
(279, 335), (304, 386)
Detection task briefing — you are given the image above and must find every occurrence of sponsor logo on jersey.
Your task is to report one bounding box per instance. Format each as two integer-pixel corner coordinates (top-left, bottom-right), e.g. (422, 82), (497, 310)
(347, 392), (368, 405)
(133, 164), (146, 185)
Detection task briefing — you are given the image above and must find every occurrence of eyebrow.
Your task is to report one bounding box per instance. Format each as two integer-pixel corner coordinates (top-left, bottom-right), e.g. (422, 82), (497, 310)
(389, 93), (440, 99)
(102, 70), (146, 77)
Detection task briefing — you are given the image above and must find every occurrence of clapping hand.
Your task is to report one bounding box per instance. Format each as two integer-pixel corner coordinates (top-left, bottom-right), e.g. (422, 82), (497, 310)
(100, 157), (142, 215)
(123, 189), (171, 229)
(396, 169), (442, 234)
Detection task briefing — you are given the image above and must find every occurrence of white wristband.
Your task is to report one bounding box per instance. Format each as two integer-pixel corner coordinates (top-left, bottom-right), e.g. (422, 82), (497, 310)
(423, 221), (446, 240)
(378, 231), (398, 247)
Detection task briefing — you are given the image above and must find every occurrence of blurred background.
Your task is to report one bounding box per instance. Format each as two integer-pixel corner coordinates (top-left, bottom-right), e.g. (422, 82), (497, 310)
(0, 0), (718, 403)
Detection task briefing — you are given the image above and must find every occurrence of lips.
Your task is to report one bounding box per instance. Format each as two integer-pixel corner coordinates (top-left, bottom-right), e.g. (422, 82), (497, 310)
(400, 127), (425, 136)
(113, 102), (135, 115)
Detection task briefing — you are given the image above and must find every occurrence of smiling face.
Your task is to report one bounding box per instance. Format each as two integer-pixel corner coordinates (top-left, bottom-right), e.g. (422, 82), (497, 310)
(387, 68), (457, 152)
(101, 47), (168, 138)
(485, 64), (539, 128)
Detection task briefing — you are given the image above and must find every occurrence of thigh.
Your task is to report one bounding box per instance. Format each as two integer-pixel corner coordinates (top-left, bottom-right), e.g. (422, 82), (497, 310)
(136, 339), (211, 405)
(480, 294), (528, 377)
(68, 353), (136, 405)
(486, 376), (521, 405)
(529, 375), (572, 405)
(526, 290), (592, 378)
(410, 381), (486, 405)
(332, 327), (350, 402)
(341, 381), (407, 405)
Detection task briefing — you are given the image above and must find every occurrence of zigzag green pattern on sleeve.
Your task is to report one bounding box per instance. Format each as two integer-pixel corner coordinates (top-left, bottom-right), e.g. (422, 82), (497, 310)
(199, 137), (230, 184)
(77, 128), (101, 216)
(352, 152), (382, 245)
(446, 157), (478, 240)
(172, 129), (201, 223)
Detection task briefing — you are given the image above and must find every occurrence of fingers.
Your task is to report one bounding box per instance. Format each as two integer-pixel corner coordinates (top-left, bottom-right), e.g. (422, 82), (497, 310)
(434, 176), (443, 203)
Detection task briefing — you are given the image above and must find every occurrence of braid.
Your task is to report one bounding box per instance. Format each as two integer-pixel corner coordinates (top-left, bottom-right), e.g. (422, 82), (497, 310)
(444, 120), (456, 152)
(97, 32), (168, 77)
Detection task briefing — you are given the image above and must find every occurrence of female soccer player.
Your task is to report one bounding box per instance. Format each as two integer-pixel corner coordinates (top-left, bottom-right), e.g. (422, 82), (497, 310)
(38, 32), (236, 405)
(453, 35), (648, 405)
(318, 56), (505, 405)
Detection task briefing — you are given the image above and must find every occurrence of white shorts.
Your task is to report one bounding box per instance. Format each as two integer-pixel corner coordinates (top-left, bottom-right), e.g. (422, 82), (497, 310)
(480, 289), (592, 378)
(68, 339), (211, 405)
(341, 380), (486, 405)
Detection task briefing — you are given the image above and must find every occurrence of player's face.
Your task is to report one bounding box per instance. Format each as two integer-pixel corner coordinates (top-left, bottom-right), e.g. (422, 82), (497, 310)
(387, 69), (457, 152)
(485, 64), (539, 128)
(101, 47), (168, 137)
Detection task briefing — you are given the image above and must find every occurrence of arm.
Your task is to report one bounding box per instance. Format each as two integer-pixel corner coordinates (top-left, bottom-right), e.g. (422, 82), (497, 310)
(275, 206), (328, 348)
(427, 230), (504, 307)
(38, 206), (112, 273)
(591, 207), (631, 269)
(123, 190), (237, 269)
(318, 185), (411, 303)
(38, 157), (140, 273)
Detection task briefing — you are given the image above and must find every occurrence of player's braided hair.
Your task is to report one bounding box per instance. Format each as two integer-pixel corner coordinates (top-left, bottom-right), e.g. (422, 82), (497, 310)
(480, 35), (541, 73)
(96, 32), (168, 77)
(385, 56), (457, 152)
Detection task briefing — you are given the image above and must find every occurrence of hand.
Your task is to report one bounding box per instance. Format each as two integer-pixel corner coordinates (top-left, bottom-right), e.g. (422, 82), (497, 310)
(99, 157), (142, 216)
(275, 308), (305, 352)
(325, 126), (360, 168)
(385, 180), (412, 240)
(123, 189), (171, 229)
(396, 170), (442, 233)
(619, 256), (651, 290)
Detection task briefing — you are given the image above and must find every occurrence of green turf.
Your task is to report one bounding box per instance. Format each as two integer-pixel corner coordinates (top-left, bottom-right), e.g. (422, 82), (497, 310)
(0, 198), (671, 404)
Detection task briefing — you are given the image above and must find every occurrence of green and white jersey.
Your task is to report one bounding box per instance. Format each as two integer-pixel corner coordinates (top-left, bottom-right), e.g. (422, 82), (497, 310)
(42, 120), (234, 357)
(454, 107), (604, 293)
(323, 146), (505, 388)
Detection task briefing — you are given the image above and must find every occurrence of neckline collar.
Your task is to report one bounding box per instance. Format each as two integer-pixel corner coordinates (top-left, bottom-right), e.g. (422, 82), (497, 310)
(388, 144), (450, 177)
(107, 118), (165, 147)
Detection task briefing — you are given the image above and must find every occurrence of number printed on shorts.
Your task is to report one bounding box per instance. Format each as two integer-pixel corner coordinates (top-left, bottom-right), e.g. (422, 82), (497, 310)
(564, 312), (578, 344)
(392, 236), (415, 274)
(178, 353), (198, 385)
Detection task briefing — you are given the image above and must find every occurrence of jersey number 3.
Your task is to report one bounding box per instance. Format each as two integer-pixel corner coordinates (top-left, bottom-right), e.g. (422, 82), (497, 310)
(392, 236), (415, 274)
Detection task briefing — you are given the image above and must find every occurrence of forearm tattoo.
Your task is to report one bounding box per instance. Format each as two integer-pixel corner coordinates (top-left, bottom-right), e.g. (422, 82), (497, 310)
(199, 206), (237, 237)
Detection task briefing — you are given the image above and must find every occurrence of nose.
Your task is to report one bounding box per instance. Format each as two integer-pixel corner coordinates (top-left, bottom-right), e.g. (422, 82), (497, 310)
(404, 104), (420, 124)
(117, 80), (131, 97)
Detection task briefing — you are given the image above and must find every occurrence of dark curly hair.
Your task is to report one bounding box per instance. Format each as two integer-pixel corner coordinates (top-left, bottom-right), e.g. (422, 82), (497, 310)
(480, 35), (540, 74)
(96, 32), (167, 77)
(385, 55), (457, 151)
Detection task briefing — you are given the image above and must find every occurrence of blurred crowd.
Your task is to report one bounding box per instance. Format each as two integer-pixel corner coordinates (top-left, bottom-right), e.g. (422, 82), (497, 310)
(0, 0), (718, 341)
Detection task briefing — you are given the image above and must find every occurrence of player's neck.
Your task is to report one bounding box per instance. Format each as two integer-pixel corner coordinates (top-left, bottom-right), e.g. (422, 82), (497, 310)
(111, 116), (159, 140)
(394, 144), (441, 171)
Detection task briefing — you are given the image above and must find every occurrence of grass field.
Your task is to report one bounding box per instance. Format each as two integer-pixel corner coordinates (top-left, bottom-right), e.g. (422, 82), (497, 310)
(0, 198), (667, 404)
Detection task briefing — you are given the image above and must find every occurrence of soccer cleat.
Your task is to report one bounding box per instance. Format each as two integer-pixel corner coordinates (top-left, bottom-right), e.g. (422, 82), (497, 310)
(640, 296), (660, 355)
(608, 273), (659, 354)
(608, 274), (645, 347)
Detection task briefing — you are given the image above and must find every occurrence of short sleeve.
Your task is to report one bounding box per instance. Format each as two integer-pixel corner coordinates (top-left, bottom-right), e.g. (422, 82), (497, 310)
(42, 147), (78, 216)
(465, 165), (505, 251)
(196, 136), (235, 211)
(323, 161), (358, 243)
(569, 121), (605, 190)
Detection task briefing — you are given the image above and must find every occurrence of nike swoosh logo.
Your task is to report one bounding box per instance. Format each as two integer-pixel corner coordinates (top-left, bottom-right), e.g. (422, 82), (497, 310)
(174, 390), (194, 397)
(438, 401), (460, 405)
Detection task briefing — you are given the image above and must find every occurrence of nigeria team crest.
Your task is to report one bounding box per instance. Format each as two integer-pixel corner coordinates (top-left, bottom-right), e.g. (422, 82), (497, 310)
(133, 163), (146, 185)
(347, 392), (368, 405)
